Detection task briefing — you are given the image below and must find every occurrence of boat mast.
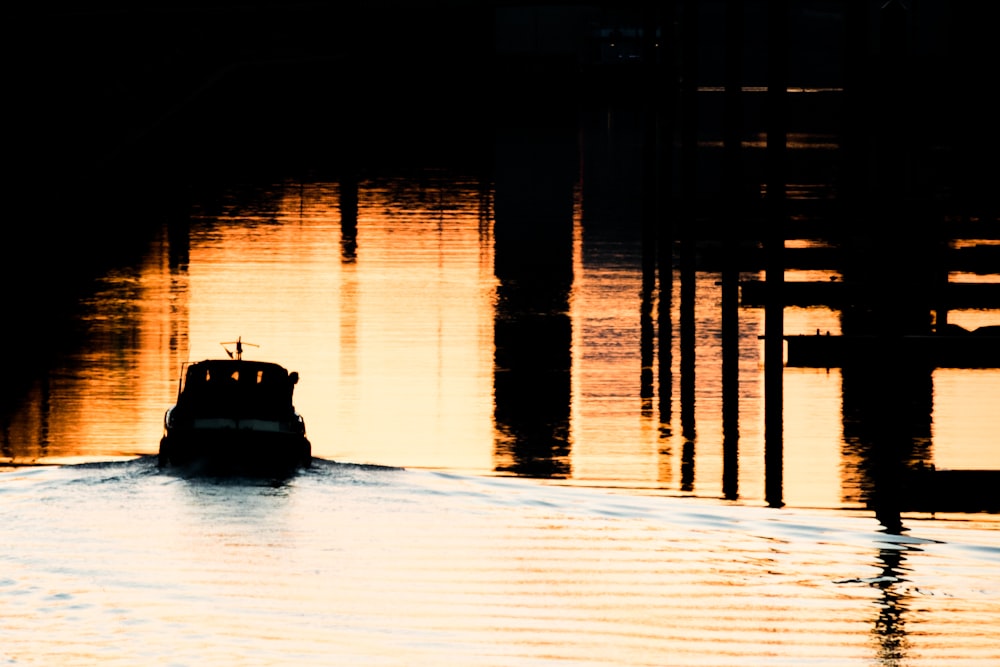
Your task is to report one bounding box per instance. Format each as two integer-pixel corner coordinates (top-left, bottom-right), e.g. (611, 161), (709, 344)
(222, 337), (258, 360)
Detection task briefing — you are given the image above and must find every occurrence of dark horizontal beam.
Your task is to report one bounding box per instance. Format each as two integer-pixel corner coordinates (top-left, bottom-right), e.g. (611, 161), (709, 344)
(784, 331), (1000, 368)
(741, 281), (1000, 309)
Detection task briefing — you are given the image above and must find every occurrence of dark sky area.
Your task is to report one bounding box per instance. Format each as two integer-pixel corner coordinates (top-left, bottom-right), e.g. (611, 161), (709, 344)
(19, 2), (996, 178)
(12, 1), (998, 238)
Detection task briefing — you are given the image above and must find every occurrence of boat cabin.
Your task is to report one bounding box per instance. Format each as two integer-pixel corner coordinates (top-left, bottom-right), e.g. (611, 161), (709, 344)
(175, 359), (300, 420)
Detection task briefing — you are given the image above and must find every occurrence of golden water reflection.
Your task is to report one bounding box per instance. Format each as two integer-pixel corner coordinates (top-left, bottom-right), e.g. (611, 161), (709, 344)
(3, 173), (999, 516)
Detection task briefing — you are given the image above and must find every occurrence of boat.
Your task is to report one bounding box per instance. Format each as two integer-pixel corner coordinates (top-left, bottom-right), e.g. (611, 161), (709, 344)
(158, 338), (311, 473)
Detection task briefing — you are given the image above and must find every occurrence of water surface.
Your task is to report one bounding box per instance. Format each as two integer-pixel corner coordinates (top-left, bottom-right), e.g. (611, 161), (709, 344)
(2, 168), (998, 665)
(3, 458), (999, 666)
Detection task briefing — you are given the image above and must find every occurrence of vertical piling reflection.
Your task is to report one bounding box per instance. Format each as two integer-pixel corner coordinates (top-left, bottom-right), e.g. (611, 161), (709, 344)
(837, 1), (938, 519)
(639, 2), (662, 419)
(640, 277), (656, 414)
(871, 543), (911, 664)
(656, 259), (673, 438)
(167, 207), (190, 271)
(721, 0), (743, 501)
(721, 246), (740, 500)
(764, 0), (788, 509)
(656, 36), (676, 445)
(493, 125), (576, 478)
(841, 344), (933, 532)
(640, 80), (658, 416)
(339, 169), (359, 263)
(679, 241), (697, 492)
(166, 206), (191, 392)
(840, 208), (937, 520)
(677, 0), (699, 493)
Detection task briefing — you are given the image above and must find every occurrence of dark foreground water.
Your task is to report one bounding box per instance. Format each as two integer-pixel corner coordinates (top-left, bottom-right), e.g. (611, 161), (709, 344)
(2, 168), (998, 664)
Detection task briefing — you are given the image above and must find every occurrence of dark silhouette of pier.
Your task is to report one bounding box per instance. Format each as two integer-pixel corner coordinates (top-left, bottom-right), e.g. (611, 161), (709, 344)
(492, 1), (999, 512)
(9, 1), (999, 512)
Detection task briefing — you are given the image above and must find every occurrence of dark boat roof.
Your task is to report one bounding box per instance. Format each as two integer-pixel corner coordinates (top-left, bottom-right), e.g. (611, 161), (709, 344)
(186, 359), (291, 376)
(179, 359), (298, 396)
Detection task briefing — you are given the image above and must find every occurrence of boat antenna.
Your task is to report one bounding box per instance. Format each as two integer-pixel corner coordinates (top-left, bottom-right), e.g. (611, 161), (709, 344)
(221, 336), (259, 360)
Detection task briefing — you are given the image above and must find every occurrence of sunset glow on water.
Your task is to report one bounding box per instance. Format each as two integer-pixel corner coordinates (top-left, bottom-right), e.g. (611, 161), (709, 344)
(2, 172), (998, 665)
(6, 174), (1000, 504)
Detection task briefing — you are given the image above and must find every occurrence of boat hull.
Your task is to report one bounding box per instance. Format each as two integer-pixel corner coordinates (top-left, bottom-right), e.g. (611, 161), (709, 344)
(159, 428), (312, 476)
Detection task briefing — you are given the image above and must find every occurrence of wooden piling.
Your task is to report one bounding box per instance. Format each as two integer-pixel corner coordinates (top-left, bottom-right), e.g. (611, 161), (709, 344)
(764, 0), (788, 509)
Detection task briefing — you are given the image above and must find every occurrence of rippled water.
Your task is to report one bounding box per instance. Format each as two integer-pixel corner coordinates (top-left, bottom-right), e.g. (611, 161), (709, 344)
(3, 459), (999, 666)
(2, 164), (999, 664)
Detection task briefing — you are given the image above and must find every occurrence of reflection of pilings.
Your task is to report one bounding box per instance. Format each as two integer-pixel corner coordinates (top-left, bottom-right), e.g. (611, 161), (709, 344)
(639, 4), (658, 413)
(165, 206), (191, 381)
(657, 277), (674, 437)
(640, 286), (655, 414)
(841, 343), (933, 528)
(492, 124), (576, 478)
(842, 219), (948, 340)
(677, 0), (699, 493)
(338, 170), (358, 263)
(841, 4), (935, 341)
(951, 5), (1000, 215)
(39, 373), (51, 459)
(679, 0), (698, 211)
(679, 244), (697, 445)
(681, 438), (695, 494)
(872, 544), (909, 664)
(167, 206), (190, 271)
(656, 2), (677, 439)
(841, 1), (870, 215)
(762, 185), (785, 504)
(721, 0), (743, 501)
(722, 0), (743, 201)
(679, 0), (698, 439)
(640, 1), (659, 304)
(722, 251), (739, 500)
(679, 241), (696, 493)
(764, 0), (787, 509)
(837, 3), (934, 522)
(657, 266), (674, 436)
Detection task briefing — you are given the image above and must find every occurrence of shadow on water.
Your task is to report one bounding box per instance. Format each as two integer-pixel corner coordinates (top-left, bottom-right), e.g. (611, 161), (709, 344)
(154, 456), (405, 488)
(156, 460), (309, 488)
(492, 123), (576, 478)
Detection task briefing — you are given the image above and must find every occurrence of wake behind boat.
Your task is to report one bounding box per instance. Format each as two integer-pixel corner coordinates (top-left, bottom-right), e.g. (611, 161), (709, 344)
(158, 338), (311, 474)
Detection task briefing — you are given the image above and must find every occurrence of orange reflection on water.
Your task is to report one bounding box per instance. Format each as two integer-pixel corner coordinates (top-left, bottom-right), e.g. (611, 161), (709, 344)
(1, 226), (180, 464)
(783, 367), (845, 508)
(3, 175), (999, 518)
(569, 197), (663, 485)
(182, 178), (498, 474)
(932, 369), (1000, 470)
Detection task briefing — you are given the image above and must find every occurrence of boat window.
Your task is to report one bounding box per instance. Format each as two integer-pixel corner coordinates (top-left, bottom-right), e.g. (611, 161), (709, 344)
(257, 370), (264, 384)
(202, 369), (241, 383)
